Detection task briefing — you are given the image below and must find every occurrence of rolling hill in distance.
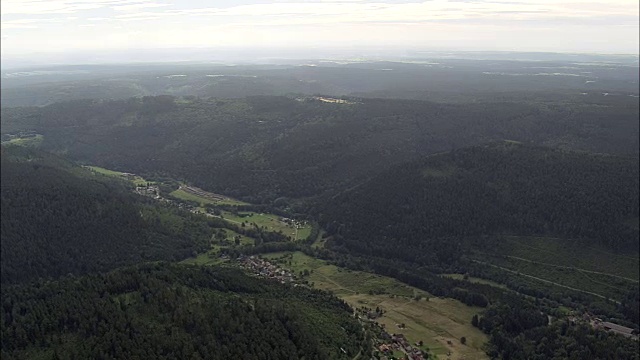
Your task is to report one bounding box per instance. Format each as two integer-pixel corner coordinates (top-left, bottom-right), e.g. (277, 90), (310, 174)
(2, 91), (638, 204)
(1, 55), (638, 107)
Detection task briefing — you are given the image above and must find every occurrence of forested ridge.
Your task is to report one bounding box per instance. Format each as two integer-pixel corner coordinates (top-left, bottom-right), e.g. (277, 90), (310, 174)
(2, 93), (637, 202)
(0, 145), (374, 359)
(321, 142), (639, 263)
(1, 263), (369, 360)
(0, 145), (226, 284)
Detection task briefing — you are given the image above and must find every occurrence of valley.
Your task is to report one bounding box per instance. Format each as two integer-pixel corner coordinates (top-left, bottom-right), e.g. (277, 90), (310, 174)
(1, 55), (639, 359)
(262, 252), (489, 360)
(93, 160), (638, 358)
(3, 137), (638, 359)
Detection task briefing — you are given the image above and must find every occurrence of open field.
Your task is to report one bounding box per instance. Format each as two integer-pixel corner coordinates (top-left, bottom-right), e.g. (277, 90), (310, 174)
(222, 211), (312, 241)
(264, 252), (488, 359)
(168, 187), (246, 206)
(466, 236), (640, 302)
(477, 254), (634, 301)
(497, 236), (639, 280)
(85, 166), (150, 186)
(1, 134), (43, 147)
(182, 228), (255, 266)
(296, 226), (312, 241)
(215, 228), (255, 247)
(441, 274), (508, 290)
(310, 231), (328, 248)
(86, 166), (122, 177)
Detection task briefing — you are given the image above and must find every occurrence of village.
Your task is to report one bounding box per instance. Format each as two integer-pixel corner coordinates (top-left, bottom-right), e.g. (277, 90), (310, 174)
(134, 183), (161, 199)
(133, 182), (219, 216)
(354, 306), (429, 360)
(376, 333), (428, 360)
(237, 255), (296, 284)
(279, 216), (308, 230)
(237, 254), (429, 360)
(96, 168), (639, 360)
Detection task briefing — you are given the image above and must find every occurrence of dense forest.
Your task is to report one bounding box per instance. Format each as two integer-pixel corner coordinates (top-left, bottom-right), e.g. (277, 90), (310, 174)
(0, 145), (227, 284)
(321, 142), (639, 262)
(1, 93), (638, 203)
(476, 301), (639, 360)
(316, 142), (639, 329)
(1, 263), (369, 359)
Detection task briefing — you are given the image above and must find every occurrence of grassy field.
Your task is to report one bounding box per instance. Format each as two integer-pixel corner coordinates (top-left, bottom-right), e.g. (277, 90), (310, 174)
(215, 229), (255, 247)
(296, 226), (312, 241)
(2, 134), (44, 147)
(221, 211), (312, 241)
(263, 252), (488, 360)
(170, 188), (220, 205)
(310, 231), (328, 248)
(467, 236), (640, 302)
(169, 188), (246, 206)
(441, 274), (508, 290)
(479, 254), (634, 301)
(181, 229), (254, 265)
(85, 166), (149, 186)
(498, 236), (639, 280)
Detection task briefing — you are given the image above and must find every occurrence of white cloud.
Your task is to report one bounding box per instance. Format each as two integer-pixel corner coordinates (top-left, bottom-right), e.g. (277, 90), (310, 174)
(112, 2), (171, 12)
(1, 0), (140, 15)
(0, 0), (637, 55)
(1, 18), (65, 30)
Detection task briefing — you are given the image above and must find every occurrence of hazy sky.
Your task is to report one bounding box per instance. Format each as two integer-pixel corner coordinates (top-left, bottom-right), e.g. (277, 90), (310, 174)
(1, 0), (639, 59)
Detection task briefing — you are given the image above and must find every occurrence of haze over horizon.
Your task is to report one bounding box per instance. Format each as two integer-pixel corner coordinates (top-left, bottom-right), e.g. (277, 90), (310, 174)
(1, 0), (639, 67)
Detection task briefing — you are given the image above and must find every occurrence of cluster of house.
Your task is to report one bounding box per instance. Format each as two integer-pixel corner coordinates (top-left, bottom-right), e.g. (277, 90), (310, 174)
(354, 307), (427, 360)
(133, 183), (206, 216)
(135, 184), (161, 199)
(238, 255), (296, 284)
(375, 333), (426, 360)
(295, 96), (356, 104)
(570, 312), (637, 340)
(279, 217), (307, 229)
(590, 319), (636, 339)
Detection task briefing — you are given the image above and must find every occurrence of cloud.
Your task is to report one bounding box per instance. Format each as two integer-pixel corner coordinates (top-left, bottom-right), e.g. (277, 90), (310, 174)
(161, 0), (637, 25)
(1, 18), (66, 30)
(1, 0), (637, 55)
(1, 0), (139, 15)
(112, 2), (171, 12)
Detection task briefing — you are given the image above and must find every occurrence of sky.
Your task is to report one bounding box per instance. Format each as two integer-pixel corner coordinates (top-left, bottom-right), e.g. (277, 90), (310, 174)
(1, 0), (639, 62)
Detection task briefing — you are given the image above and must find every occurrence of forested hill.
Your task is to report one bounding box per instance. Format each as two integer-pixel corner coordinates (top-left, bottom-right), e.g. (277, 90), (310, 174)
(2, 94), (638, 202)
(321, 142), (639, 265)
(0, 145), (225, 284)
(1, 263), (368, 359)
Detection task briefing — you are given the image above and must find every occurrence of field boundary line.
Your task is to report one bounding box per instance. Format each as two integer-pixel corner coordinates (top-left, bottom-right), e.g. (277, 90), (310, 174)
(470, 259), (621, 304)
(476, 251), (639, 283)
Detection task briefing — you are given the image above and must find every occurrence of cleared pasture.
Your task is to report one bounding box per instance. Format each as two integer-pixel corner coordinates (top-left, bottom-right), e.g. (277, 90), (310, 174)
(264, 252), (488, 360)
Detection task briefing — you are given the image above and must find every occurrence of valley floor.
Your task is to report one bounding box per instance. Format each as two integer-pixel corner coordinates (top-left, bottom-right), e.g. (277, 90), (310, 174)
(262, 251), (489, 360)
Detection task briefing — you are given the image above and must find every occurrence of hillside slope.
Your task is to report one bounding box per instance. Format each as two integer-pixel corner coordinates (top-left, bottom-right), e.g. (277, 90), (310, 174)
(321, 142), (639, 265)
(0, 263), (368, 360)
(2, 95), (638, 203)
(0, 146), (226, 284)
